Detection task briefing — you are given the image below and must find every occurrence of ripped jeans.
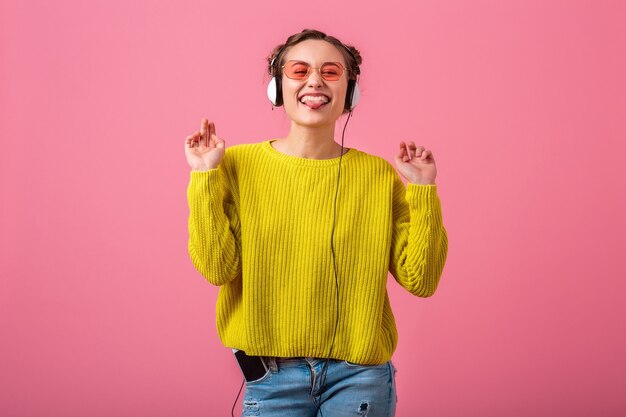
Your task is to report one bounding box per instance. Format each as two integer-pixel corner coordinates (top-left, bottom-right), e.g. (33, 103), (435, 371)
(242, 356), (397, 417)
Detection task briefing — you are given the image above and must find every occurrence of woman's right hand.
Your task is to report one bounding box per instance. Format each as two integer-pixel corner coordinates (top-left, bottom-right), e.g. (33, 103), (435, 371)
(184, 118), (225, 171)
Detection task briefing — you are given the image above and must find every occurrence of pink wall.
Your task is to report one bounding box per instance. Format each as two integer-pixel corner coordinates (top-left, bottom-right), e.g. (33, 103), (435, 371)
(1, 0), (625, 415)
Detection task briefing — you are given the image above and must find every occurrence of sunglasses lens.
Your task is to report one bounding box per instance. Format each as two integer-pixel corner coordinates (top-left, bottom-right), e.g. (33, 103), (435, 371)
(283, 61), (344, 81)
(284, 62), (310, 80)
(320, 63), (342, 81)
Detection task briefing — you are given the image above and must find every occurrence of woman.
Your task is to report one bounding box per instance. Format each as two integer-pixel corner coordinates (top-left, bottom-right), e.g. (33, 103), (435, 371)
(184, 29), (448, 417)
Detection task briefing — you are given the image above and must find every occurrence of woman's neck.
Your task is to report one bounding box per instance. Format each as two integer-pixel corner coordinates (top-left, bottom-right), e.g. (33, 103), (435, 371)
(276, 123), (348, 159)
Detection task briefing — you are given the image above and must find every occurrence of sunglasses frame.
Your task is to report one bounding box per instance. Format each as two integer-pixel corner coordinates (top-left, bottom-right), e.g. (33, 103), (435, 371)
(280, 60), (347, 81)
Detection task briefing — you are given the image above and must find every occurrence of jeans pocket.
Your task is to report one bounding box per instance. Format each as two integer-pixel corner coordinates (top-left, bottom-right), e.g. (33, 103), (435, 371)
(245, 365), (272, 385)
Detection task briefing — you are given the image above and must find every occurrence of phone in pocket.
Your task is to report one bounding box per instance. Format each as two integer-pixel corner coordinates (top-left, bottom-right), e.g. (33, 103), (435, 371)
(233, 349), (269, 382)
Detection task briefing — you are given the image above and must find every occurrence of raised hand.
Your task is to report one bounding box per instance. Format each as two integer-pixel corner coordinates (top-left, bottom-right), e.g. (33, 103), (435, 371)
(394, 141), (437, 185)
(184, 118), (226, 171)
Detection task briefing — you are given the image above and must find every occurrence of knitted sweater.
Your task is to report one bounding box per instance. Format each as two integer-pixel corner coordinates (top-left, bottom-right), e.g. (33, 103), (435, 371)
(187, 139), (448, 365)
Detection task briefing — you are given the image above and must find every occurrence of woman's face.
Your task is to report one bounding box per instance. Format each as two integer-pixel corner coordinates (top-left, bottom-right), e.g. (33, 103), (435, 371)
(280, 39), (350, 128)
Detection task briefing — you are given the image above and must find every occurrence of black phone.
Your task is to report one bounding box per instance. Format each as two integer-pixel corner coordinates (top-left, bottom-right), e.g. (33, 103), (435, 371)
(233, 349), (269, 382)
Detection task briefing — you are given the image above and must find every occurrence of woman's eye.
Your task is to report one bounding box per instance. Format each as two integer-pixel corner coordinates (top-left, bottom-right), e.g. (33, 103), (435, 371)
(322, 65), (341, 74)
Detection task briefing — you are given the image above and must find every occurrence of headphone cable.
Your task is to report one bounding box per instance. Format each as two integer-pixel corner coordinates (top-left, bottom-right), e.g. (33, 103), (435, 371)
(231, 378), (245, 417)
(314, 108), (353, 416)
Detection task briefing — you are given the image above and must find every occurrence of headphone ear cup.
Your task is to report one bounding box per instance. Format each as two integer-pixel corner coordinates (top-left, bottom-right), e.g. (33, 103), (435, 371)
(351, 81), (360, 109)
(275, 76), (283, 106)
(267, 77), (277, 105)
(345, 79), (360, 111)
(267, 76), (283, 106)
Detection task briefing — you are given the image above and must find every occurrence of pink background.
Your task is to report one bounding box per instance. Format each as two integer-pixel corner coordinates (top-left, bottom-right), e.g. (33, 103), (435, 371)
(1, 0), (625, 416)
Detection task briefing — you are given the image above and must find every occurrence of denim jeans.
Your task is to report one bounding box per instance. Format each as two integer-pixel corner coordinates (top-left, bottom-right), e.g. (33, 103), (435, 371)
(242, 356), (397, 417)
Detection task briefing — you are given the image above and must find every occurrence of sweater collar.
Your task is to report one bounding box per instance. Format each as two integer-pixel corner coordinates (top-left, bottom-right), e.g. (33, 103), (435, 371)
(262, 139), (358, 167)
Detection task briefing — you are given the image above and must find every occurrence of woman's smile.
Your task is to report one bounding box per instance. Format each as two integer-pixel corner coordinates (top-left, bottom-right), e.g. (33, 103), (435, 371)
(299, 93), (331, 110)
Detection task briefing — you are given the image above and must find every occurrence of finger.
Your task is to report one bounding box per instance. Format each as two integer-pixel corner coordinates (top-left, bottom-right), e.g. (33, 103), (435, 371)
(395, 152), (409, 164)
(409, 143), (425, 155)
(405, 142), (411, 160)
(186, 132), (200, 147)
(194, 131), (203, 148)
(406, 142), (420, 159)
(400, 146), (409, 162)
(204, 120), (210, 147)
(208, 122), (216, 147)
(201, 119), (208, 146)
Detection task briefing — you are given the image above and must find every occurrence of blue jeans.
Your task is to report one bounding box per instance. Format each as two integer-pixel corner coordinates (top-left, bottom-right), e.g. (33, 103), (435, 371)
(242, 356), (397, 417)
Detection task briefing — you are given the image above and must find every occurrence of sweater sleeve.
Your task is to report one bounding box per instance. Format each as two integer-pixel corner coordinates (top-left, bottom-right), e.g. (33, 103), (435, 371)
(388, 175), (448, 297)
(186, 165), (241, 286)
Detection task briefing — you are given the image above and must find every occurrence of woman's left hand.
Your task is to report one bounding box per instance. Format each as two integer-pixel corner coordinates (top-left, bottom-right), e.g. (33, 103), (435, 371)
(394, 141), (437, 185)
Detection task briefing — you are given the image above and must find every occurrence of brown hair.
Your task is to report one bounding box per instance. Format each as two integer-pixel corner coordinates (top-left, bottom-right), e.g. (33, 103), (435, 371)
(267, 28), (362, 81)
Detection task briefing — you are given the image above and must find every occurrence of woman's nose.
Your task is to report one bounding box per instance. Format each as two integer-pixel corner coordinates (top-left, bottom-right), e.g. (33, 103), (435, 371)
(307, 68), (324, 86)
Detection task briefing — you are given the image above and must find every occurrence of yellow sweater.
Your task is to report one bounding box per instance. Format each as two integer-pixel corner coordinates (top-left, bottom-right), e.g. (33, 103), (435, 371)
(187, 139), (448, 365)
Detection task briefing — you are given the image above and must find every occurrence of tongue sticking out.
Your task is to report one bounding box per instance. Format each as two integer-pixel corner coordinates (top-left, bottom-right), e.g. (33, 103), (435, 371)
(302, 100), (325, 110)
